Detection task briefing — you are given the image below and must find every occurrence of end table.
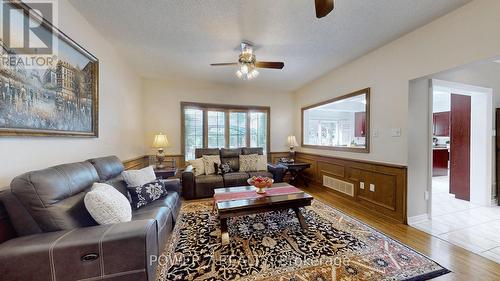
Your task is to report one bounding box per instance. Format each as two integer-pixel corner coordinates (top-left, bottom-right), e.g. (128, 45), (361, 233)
(154, 167), (178, 179)
(278, 162), (311, 187)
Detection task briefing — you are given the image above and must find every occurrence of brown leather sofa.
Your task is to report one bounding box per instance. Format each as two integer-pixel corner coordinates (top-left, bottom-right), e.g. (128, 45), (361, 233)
(0, 156), (181, 281)
(182, 147), (286, 199)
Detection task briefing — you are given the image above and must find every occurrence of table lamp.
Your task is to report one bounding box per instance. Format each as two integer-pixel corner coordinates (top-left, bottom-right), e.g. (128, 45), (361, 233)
(152, 133), (170, 169)
(287, 135), (299, 160)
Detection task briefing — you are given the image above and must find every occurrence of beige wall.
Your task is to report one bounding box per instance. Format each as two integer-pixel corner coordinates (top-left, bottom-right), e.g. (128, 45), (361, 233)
(0, 0), (146, 186)
(293, 0), (500, 217)
(142, 79), (295, 156)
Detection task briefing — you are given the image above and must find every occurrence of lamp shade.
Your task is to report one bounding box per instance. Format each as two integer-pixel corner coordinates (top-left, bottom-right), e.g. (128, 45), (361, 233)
(152, 133), (170, 148)
(287, 135), (299, 147)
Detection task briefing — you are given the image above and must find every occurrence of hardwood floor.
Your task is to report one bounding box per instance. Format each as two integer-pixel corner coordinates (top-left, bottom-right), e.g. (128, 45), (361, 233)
(298, 183), (500, 281)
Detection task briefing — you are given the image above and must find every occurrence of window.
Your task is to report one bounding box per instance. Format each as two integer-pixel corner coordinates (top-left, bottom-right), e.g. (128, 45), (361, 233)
(182, 102), (270, 160)
(184, 108), (204, 160)
(207, 111), (225, 148)
(250, 112), (267, 153)
(229, 111), (246, 148)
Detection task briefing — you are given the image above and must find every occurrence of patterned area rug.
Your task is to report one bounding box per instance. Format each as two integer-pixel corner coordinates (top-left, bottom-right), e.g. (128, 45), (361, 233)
(158, 200), (449, 281)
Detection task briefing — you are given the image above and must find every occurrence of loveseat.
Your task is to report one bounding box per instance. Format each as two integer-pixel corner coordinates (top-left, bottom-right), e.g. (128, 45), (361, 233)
(0, 156), (181, 281)
(182, 147), (286, 199)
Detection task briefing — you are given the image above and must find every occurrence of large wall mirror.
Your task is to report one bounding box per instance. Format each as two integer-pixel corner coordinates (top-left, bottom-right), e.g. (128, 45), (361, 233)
(302, 88), (370, 153)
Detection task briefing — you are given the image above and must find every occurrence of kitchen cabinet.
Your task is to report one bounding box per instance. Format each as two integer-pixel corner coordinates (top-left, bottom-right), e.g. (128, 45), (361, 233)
(433, 148), (449, 177)
(433, 111), (450, 136)
(355, 112), (366, 137)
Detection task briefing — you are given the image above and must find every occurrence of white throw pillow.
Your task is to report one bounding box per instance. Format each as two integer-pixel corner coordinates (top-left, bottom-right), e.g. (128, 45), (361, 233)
(239, 154), (259, 172)
(202, 155), (221, 175)
(84, 183), (132, 225)
(187, 158), (205, 176)
(121, 165), (156, 187)
(256, 154), (268, 171)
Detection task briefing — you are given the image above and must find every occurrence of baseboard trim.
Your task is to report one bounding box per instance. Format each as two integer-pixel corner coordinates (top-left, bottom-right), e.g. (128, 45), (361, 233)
(407, 213), (429, 225)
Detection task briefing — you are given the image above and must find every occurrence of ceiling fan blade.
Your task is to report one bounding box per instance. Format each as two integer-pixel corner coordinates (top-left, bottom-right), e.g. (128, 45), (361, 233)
(255, 61), (284, 69)
(315, 0), (334, 18)
(210, 63), (238, 66)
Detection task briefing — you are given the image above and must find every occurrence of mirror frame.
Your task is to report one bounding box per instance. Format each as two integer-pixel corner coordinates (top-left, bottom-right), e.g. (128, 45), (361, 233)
(301, 88), (370, 153)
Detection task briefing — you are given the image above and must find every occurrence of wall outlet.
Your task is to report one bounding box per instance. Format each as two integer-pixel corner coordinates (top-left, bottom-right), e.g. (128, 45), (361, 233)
(360, 182), (365, 189)
(391, 128), (401, 137)
(369, 184), (375, 192)
(424, 190), (430, 201)
(373, 129), (379, 137)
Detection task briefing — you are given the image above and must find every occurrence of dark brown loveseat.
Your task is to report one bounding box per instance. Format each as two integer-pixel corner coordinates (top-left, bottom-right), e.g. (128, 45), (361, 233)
(0, 156), (181, 281)
(182, 147), (285, 199)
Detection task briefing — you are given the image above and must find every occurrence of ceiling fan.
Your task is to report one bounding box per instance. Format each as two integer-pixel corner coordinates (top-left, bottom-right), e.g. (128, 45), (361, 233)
(315, 0), (334, 18)
(210, 41), (284, 80)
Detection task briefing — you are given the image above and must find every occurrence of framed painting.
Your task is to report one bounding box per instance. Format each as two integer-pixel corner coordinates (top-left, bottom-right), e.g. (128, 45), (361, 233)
(0, 1), (99, 137)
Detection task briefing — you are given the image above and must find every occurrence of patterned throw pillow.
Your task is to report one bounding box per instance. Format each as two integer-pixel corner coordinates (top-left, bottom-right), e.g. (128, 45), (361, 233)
(202, 155), (221, 175)
(239, 154), (259, 172)
(127, 179), (167, 209)
(215, 161), (233, 175)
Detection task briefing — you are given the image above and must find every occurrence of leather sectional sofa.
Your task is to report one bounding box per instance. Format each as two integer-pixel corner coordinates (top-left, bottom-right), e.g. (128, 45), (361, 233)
(182, 147), (286, 199)
(0, 156), (181, 281)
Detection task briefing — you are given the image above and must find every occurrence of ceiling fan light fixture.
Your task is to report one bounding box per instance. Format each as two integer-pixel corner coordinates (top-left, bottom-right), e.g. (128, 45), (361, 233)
(236, 62), (259, 80)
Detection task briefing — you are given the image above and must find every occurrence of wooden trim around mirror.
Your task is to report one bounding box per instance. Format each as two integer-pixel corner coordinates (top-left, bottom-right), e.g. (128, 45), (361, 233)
(301, 88), (370, 153)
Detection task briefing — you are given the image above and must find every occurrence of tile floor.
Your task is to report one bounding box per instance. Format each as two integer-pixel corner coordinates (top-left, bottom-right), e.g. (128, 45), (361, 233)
(412, 176), (500, 264)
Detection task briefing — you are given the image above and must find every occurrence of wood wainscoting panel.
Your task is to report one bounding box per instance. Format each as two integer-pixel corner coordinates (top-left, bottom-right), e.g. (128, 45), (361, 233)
(269, 152), (290, 164)
(123, 156), (150, 170)
(295, 153), (318, 182)
(295, 152), (407, 223)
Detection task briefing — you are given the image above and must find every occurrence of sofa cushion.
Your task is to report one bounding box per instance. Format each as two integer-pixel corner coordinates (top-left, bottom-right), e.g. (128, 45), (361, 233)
(223, 172), (250, 187)
(127, 180), (168, 209)
(220, 148), (241, 171)
(84, 183), (132, 225)
(87, 156), (124, 181)
(195, 174), (224, 186)
(139, 192), (180, 222)
(132, 206), (172, 248)
(242, 147), (263, 155)
(10, 161), (99, 232)
(195, 148), (219, 159)
(102, 176), (130, 200)
(248, 171), (274, 179)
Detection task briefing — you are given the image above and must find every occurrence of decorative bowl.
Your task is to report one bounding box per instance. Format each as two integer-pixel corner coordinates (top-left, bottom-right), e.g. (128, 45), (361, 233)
(247, 176), (274, 194)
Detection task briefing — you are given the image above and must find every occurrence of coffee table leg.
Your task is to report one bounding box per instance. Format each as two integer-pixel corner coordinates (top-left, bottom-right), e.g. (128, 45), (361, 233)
(220, 218), (229, 245)
(293, 207), (308, 231)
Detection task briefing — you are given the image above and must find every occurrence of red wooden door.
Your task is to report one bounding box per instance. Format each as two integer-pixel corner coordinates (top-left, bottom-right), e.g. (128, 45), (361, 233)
(449, 94), (471, 201)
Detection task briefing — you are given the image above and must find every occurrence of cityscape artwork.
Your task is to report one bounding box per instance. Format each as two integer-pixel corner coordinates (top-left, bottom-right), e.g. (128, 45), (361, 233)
(0, 2), (98, 137)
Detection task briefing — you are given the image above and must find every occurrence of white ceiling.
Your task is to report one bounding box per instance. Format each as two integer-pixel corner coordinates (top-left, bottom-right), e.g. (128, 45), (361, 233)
(69, 0), (471, 92)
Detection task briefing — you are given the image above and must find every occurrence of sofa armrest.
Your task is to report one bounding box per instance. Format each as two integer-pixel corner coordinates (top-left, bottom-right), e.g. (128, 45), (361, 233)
(181, 165), (196, 199)
(161, 178), (181, 194)
(268, 163), (286, 183)
(0, 219), (158, 281)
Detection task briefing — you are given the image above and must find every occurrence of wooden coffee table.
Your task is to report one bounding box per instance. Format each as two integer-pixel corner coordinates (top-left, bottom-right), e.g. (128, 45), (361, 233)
(214, 182), (313, 245)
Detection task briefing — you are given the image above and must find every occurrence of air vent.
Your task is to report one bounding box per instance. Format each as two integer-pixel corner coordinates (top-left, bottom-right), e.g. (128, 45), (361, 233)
(323, 175), (354, 197)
